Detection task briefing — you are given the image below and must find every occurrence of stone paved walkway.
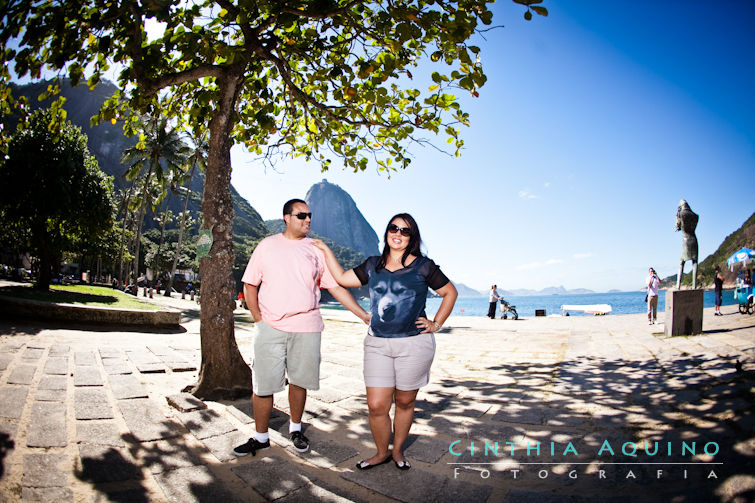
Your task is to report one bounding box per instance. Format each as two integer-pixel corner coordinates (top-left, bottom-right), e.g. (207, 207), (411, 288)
(0, 292), (753, 502)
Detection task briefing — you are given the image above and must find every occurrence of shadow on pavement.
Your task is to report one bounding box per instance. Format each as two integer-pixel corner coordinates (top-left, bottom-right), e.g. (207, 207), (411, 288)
(75, 420), (247, 503)
(0, 318), (187, 335)
(419, 351), (754, 502)
(0, 432), (14, 480)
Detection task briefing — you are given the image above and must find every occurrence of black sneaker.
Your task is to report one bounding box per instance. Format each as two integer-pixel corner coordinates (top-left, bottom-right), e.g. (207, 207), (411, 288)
(233, 437), (270, 457)
(290, 431), (310, 452)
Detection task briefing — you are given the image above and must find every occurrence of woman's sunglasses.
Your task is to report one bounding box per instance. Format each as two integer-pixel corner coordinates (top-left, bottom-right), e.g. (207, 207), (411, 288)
(387, 224), (411, 237)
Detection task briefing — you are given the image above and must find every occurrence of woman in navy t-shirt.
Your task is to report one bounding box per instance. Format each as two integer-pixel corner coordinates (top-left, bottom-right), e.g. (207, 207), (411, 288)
(313, 213), (457, 471)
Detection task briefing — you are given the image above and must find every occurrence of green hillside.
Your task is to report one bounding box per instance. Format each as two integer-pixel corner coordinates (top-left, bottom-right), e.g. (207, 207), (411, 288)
(7, 79), (269, 241)
(5, 79), (370, 290)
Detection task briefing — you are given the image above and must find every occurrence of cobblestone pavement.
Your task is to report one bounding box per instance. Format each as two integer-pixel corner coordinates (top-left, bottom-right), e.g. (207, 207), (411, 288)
(0, 292), (753, 502)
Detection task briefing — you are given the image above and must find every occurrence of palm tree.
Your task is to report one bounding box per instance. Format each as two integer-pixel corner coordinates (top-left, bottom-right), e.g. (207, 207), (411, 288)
(121, 114), (188, 285)
(165, 131), (209, 296)
(151, 173), (178, 287)
(115, 183), (137, 285)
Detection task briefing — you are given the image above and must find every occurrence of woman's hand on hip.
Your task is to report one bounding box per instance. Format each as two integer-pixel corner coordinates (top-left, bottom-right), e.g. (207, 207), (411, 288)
(416, 316), (439, 333)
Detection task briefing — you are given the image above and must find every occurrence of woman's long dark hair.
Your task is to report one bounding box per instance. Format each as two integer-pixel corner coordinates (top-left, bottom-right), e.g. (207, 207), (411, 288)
(377, 213), (423, 271)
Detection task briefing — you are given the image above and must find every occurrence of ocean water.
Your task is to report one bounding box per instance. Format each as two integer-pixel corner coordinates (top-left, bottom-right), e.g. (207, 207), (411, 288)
(346, 290), (742, 318)
(419, 290), (741, 318)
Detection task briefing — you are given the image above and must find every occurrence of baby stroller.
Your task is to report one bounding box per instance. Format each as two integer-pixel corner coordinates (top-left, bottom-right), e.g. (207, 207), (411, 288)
(727, 249), (755, 314)
(499, 299), (518, 320)
(734, 285), (753, 314)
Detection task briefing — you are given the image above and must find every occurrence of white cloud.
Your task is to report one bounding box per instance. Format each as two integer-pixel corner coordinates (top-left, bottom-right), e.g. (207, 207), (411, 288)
(518, 190), (538, 199)
(516, 258), (564, 270)
(516, 262), (540, 270)
(573, 252), (593, 259)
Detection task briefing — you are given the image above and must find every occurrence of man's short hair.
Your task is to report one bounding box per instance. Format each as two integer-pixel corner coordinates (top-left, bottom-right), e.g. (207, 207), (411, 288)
(283, 198), (307, 217)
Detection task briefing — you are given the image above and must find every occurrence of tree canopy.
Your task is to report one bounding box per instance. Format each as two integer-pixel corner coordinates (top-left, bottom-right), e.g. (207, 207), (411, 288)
(0, 108), (115, 289)
(1, 0), (546, 397)
(2, 0), (546, 166)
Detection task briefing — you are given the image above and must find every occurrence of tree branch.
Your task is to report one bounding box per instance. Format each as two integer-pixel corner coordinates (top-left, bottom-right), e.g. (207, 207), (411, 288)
(126, 4), (225, 96)
(278, 0), (364, 21)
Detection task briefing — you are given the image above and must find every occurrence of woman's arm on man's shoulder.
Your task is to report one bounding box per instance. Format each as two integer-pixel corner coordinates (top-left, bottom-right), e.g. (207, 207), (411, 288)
(311, 239), (363, 288)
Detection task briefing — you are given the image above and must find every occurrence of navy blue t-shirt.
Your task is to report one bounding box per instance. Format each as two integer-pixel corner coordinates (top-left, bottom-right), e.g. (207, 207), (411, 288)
(353, 256), (450, 338)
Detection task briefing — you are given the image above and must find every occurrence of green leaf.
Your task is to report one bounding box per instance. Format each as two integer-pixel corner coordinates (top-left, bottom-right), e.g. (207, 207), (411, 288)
(531, 6), (548, 16)
(87, 74), (100, 90)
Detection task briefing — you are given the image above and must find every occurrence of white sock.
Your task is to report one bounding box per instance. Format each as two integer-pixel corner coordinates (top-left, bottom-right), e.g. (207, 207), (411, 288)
(289, 421), (302, 433)
(254, 431), (269, 443)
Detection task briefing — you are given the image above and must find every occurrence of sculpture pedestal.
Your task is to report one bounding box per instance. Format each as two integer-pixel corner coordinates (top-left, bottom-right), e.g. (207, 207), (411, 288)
(664, 289), (703, 337)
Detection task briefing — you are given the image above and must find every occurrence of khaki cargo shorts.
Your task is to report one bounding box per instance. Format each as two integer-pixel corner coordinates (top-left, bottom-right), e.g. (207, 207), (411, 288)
(252, 321), (321, 396)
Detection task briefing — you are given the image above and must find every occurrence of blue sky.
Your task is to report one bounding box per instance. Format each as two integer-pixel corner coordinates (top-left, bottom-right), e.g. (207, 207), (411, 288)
(231, 1), (755, 293)
(11, 1), (752, 293)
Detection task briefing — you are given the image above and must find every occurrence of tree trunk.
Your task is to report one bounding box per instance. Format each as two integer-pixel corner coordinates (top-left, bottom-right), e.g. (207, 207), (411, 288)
(117, 182), (136, 284)
(33, 221), (54, 290)
(187, 69), (251, 400)
(35, 247), (53, 290)
(153, 190), (172, 287)
(166, 163), (196, 296)
(132, 168), (153, 283)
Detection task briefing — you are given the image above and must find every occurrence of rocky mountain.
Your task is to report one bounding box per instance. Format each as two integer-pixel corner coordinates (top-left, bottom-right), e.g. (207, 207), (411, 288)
(6, 79), (268, 240)
(305, 180), (379, 258)
(497, 286), (596, 297)
(454, 283), (484, 297)
(265, 219), (365, 269)
(662, 211), (755, 289)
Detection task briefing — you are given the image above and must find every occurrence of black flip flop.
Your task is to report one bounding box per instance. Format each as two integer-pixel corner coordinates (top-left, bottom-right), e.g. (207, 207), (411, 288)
(355, 456), (393, 470)
(394, 459), (411, 470)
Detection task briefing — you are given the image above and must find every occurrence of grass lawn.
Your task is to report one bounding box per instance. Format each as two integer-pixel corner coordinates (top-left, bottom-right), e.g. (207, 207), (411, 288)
(0, 284), (163, 311)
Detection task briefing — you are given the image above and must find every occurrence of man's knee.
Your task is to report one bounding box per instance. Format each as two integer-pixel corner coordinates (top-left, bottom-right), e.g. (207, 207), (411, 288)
(288, 383), (307, 395)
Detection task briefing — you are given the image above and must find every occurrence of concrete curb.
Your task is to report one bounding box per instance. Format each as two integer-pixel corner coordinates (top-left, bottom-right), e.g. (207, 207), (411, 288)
(0, 296), (182, 327)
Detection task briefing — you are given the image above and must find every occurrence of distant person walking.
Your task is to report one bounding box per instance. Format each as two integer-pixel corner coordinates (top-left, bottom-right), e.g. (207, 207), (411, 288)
(233, 198), (369, 458)
(488, 285), (501, 319)
(713, 266), (724, 316)
(312, 213), (457, 471)
(646, 267), (661, 324)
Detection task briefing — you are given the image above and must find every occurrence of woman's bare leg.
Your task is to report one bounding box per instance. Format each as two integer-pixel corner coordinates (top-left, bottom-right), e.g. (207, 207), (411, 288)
(392, 388), (419, 462)
(364, 386), (395, 464)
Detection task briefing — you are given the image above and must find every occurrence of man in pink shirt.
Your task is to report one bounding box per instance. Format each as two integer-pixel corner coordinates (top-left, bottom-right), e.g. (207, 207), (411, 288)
(233, 198), (370, 456)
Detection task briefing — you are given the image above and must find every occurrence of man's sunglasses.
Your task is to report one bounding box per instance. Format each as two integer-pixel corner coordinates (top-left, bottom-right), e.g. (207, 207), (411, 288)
(387, 224), (411, 237)
(290, 212), (312, 220)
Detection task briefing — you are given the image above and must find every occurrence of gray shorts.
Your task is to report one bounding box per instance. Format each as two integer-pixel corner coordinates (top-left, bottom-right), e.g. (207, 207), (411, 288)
(363, 333), (436, 391)
(252, 321), (321, 396)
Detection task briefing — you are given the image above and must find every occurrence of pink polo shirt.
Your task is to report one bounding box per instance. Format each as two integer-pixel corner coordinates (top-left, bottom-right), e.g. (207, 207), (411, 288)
(241, 233), (337, 332)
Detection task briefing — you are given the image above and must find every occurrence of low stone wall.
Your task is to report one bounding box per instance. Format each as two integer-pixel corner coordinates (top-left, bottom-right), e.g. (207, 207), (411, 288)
(0, 296), (182, 327)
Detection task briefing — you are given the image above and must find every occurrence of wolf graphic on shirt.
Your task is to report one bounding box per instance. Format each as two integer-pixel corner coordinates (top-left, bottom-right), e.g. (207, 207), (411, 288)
(370, 276), (417, 333)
